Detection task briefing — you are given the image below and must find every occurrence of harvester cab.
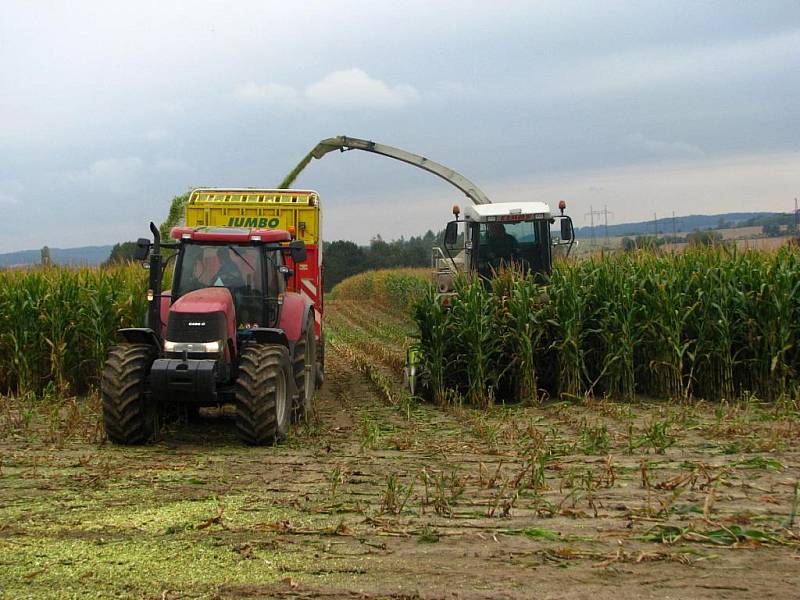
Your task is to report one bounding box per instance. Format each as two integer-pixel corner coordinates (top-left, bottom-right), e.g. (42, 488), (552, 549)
(103, 189), (323, 446)
(434, 199), (575, 295)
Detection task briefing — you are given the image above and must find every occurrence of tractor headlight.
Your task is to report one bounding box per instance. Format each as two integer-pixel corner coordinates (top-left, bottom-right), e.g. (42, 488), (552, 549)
(202, 340), (221, 353)
(164, 340), (222, 354)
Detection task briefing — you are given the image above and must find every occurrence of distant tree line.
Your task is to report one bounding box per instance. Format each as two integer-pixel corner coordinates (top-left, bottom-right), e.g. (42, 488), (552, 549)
(104, 241), (139, 265)
(738, 212), (797, 229)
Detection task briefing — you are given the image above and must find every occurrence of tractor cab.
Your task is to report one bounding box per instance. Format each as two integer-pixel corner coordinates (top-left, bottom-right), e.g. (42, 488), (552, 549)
(169, 227), (293, 332)
(433, 201), (575, 294)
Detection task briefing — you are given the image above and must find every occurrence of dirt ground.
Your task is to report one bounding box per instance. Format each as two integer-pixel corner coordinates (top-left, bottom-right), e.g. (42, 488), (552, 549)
(1, 300), (799, 599)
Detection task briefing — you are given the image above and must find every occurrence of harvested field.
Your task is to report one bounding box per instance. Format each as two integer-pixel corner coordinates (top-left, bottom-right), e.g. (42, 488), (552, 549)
(2, 290), (799, 599)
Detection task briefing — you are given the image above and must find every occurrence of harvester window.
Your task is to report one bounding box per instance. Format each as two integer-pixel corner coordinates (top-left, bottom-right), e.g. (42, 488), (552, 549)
(477, 220), (546, 278)
(479, 221), (539, 246)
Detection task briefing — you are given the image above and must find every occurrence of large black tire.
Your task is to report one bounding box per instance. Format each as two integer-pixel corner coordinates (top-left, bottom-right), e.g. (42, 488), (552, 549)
(101, 344), (155, 445)
(292, 315), (317, 421)
(235, 344), (292, 445)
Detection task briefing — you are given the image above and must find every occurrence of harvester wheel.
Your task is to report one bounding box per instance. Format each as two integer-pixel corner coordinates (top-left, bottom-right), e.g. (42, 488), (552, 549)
(292, 315), (316, 421)
(101, 344), (155, 445)
(235, 344), (292, 445)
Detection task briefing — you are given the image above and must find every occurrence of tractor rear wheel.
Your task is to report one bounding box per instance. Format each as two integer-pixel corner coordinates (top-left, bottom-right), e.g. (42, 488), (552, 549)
(235, 344), (292, 445)
(292, 315), (316, 421)
(101, 344), (155, 445)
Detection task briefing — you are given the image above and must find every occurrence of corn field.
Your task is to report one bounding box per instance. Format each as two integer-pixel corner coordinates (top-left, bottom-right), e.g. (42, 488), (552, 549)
(414, 246), (800, 406)
(330, 268), (430, 311)
(0, 264), (147, 396)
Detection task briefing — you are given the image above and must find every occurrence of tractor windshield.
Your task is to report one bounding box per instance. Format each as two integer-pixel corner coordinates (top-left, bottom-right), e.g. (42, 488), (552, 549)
(175, 244), (266, 326)
(477, 220), (551, 278)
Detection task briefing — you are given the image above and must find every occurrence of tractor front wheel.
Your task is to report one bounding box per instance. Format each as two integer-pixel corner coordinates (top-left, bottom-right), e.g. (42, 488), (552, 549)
(101, 344), (155, 445)
(235, 344), (292, 445)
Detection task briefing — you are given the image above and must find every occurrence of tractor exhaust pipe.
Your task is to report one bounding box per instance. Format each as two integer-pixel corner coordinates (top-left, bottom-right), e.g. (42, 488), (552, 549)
(147, 222), (163, 338)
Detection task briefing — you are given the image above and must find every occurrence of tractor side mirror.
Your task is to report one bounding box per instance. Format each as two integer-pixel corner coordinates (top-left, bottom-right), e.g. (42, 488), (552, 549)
(134, 238), (151, 261)
(289, 240), (307, 263)
(560, 217), (573, 242)
(444, 221), (458, 246)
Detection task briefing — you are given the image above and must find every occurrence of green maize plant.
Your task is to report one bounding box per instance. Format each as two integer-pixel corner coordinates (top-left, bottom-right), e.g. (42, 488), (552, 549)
(492, 266), (549, 403)
(449, 277), (505, 408)
(758, 248), (799, 398)
(411, 244), (800, 406)
(636, 253), (697, 399)
(0, 270), (48, 394)
(76, 266), (148, 381)
(411, 285), (451, 404)
(383, 271), (431, 310)
(331, 268), (430, 311)
(39, 268), (82, 395)
(548, 264), (593, 399)
(0, 264), (147, 397)
(585, 254), (642, 400)
(684, 248), (734, 400)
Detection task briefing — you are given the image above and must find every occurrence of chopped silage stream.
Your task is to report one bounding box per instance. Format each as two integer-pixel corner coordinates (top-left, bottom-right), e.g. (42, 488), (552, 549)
(1, 298), (799, 599)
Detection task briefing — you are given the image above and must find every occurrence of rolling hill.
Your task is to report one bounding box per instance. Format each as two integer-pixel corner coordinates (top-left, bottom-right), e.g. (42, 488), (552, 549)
(0, 246), (113, 268)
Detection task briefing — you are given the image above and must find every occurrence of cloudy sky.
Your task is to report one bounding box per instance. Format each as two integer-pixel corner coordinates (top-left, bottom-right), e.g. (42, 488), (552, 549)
(1, 1), (798, 252)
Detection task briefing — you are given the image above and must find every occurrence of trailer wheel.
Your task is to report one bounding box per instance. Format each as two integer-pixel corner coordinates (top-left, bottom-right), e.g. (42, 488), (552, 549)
(236, 344), (292, 445)
(101, 344), (155, 445)
(292, 315), (316, 421)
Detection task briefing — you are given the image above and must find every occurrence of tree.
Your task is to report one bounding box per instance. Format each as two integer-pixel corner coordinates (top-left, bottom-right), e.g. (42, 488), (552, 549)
(322, 241), (367, 291)
(104, 241), (139, 265)
(687, 230), (723, 246)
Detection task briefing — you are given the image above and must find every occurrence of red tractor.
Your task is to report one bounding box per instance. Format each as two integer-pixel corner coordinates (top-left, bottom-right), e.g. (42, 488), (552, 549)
(102, 221), (320, 445)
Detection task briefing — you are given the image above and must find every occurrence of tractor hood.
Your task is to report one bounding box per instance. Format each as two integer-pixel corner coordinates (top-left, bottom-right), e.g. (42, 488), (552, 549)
(171, 287), (235, 315)
(166, 287), (237, 349)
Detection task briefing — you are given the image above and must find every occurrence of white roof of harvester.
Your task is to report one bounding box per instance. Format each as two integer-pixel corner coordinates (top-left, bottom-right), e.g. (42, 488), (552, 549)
(463, 202), (552, 221)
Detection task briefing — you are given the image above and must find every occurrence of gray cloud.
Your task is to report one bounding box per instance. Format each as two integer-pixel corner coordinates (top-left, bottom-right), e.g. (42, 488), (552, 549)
(67, 157), (146, 185)
(541, 29), (800, 98)
(234, 68), (420, 110)
(622, 133), (705, 158)
(233, 82), (300, 106)
(141, 129), (171, 143)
